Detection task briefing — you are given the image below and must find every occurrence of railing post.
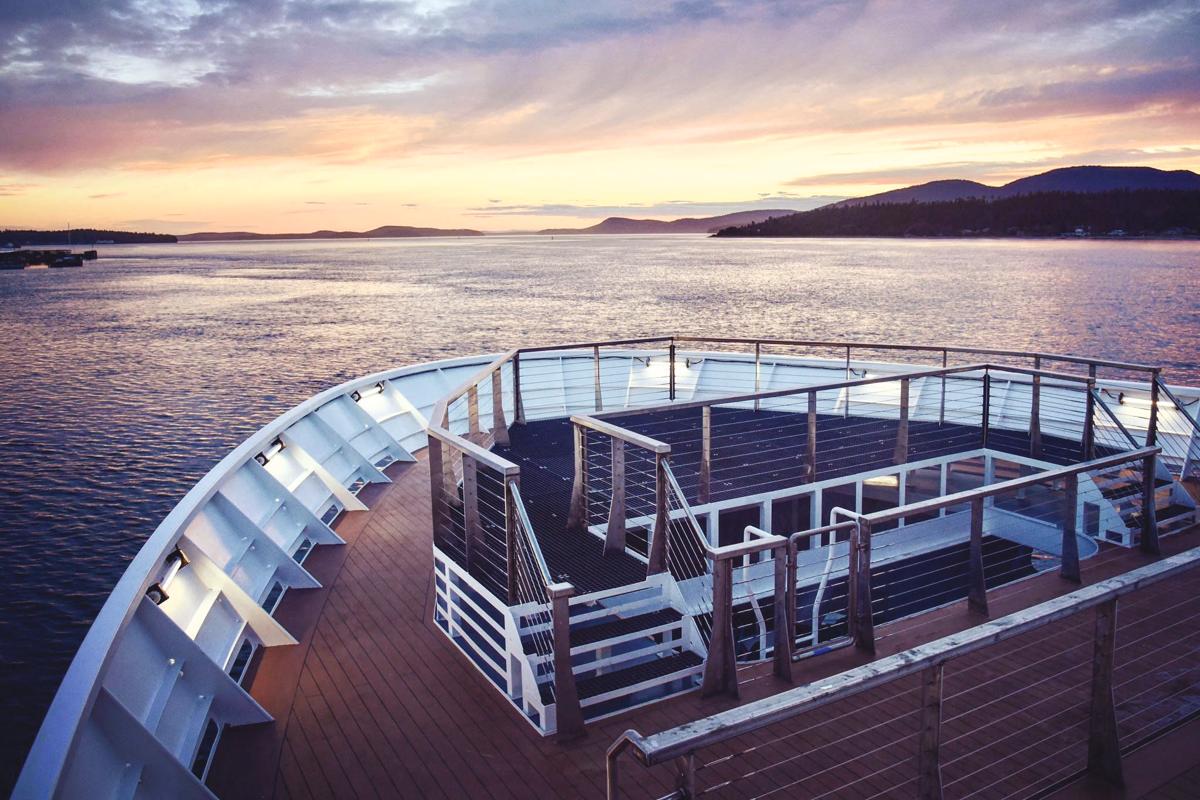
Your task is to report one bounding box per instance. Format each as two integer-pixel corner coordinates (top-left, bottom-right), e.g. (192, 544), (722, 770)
(462, 454), (480, 572)
(513, 351), (526, 425)
(606, 438), (627, 554)
(1141, 453), (1160, 556)
(939, 349), (947, 427)
(967, 496), (988, 615)
(783, 538), (799, 680)
(491, 369), (509, 446)
(1083, 382), (1096, 461)
(772, 544), (792, 682)
(701, 556), (738, 698)
(1147, 369), (1160, 446)
(676, 754), (697, 799)
(894, 378), (910, 465)
(807, 391), (818, 483)
(753, 342), (762, 412)
(567, 424), (589, 532)
(981, 370), (991, 449)
(467, 385), (480, 436)
(428, 435), (446, 541)
(916, 663), (945, 800)
(850, 518), (875, 654)
(699, 406), (712, 504)
(647, 453), (668, 575)
(1061, 473), (1081, 583)
(669, 340), (677, 401)
(549, 582), (585, 740)
(1030, 356), (1042, 458)
(505, 477), (518, 604)
(594, 345), (603, 412)
(1086, 598), (1124, 786)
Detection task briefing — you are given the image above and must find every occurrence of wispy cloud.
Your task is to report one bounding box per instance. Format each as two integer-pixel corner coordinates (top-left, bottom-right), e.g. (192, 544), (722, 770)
(466, 196), (843, 218)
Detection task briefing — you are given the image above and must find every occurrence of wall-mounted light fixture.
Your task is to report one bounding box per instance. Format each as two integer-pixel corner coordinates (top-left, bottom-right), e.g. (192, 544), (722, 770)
(146, 547), (191, 605)
(350, 382), (385, 402)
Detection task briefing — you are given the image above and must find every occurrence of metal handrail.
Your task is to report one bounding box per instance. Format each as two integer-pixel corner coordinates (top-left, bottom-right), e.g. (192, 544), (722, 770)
(509, 481), (554, 587)
(607, 545), (1200, 796)
(1157, 377), (1200, 435)
(859, 446), (1158, 527)
(670, 334), (1159, 375)
(1091, 387), (1142, 449)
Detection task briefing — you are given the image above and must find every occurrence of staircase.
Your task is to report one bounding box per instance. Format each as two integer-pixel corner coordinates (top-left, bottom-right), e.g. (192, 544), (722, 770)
(514, 579), (706, 727)
(1091, 464), (1198, 546)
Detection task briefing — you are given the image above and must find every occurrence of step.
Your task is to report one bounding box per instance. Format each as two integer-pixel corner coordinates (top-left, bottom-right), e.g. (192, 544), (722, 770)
(570, 608), (683, 648)
(576, 650), (703, 701)
(1124, 504), (1197, 533)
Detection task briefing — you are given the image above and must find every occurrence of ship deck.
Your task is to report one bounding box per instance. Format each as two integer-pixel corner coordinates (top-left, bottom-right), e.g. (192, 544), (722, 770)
(209, 454), (1200, 800)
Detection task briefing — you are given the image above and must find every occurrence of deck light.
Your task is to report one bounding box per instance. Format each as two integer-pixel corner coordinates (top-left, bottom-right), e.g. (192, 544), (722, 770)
(350, 382), (385, 402)
(255, 438), (285, 465)
(146, 547), (191, 605)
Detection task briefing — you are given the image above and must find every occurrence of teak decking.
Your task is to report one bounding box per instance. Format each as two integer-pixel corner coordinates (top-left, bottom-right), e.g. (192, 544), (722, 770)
(208, 455), (1200, 800)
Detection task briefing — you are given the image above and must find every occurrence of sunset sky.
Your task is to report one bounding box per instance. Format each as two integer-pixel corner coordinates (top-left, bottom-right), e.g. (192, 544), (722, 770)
(2, 0), (1198, 233)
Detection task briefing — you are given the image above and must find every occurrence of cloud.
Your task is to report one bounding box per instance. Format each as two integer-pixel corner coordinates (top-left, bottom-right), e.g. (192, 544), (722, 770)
(787, 147), (1200, 188)
(0, 0), (1196, 175)
(88, 192), (122, 199)
(465, 195), (843, 217)
(0, 183), (37, 196)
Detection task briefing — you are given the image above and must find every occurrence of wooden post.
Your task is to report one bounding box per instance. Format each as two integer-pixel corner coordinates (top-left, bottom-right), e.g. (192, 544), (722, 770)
(505, 477), (518, 604)
(605, 439), (627, 554)
(467, 385), (480, 436)
(981, 371), (991, 449)
(807, 391), (818, 483)
(491, 369), (509, 446)
(967, 497), (988, 615)
(513, 352), (525, 425)
(701, 556), (738, 698)
(668, 341), (677, 401)
(566, 424), (589, 532)
(1147, 370), (1160, 447)
(1061, 473), (1081, 583)
(772, 545), (792, 681)
(753, 342), (762, 412)
(939, 350), (947, 427)
(894, 378), (910, 465)
(699, 406), (712, 504)
(1030, 356), (1042, 458)
(428, 436), (446, 541)
(916, 663), (945, 800)
(851, 519), (875, 654)
(1141, 453), (1160, 556)
(549, 583), (585, 740)
(594, 345), (603, 412)
(783, 538), (799, 679)
(1083, 383), (1096, 461)
(647, 454), (668, 575)
(462, 454), (480, 572)
(676, 754), (697, 799)
(1086, 598), (1124, 786)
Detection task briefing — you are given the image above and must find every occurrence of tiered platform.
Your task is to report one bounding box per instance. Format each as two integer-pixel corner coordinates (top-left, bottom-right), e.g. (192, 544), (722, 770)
(210, 455), (1200, 799)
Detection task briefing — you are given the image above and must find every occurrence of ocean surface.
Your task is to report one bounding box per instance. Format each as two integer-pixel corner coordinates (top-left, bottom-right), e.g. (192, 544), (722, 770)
(0, 235), (1197, 788)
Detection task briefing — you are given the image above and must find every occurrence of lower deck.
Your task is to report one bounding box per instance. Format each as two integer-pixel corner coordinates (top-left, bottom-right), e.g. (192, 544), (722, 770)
(208, 454), (1200, 800)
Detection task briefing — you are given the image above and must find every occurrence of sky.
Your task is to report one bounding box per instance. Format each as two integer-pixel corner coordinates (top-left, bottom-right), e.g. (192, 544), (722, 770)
(1, 0), (1198, 233)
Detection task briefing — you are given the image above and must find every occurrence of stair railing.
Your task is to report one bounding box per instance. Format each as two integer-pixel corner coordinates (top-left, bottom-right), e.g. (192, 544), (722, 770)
(1152, 377), (1200, 480)
(505, 479), (584, 739)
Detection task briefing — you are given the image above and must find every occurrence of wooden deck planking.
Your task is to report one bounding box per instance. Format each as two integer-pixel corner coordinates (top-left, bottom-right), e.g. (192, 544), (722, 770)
(207, 453), (1200, 800)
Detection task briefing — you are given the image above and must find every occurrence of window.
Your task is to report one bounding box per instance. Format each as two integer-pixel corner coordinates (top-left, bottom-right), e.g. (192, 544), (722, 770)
(191, 718), (221, 780)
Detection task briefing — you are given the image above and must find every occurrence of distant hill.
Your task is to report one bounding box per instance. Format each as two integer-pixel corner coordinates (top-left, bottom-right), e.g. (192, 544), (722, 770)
(714, 188), (1200, 238)
(0, 228), (177, 246)
(179, 225), (483, 241)
(537, 209), (797, 234)
(837, 166), (1200, 207)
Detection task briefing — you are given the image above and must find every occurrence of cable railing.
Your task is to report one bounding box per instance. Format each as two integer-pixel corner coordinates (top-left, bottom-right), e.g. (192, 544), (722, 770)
(606, 546), (1200, 800)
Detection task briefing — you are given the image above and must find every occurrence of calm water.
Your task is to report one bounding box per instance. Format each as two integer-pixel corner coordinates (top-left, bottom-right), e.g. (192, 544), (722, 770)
(0, 235), (1197, 787)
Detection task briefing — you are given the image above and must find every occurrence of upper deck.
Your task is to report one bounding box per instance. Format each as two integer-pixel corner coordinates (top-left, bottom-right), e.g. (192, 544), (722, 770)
(14, 337), (1200, 800)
